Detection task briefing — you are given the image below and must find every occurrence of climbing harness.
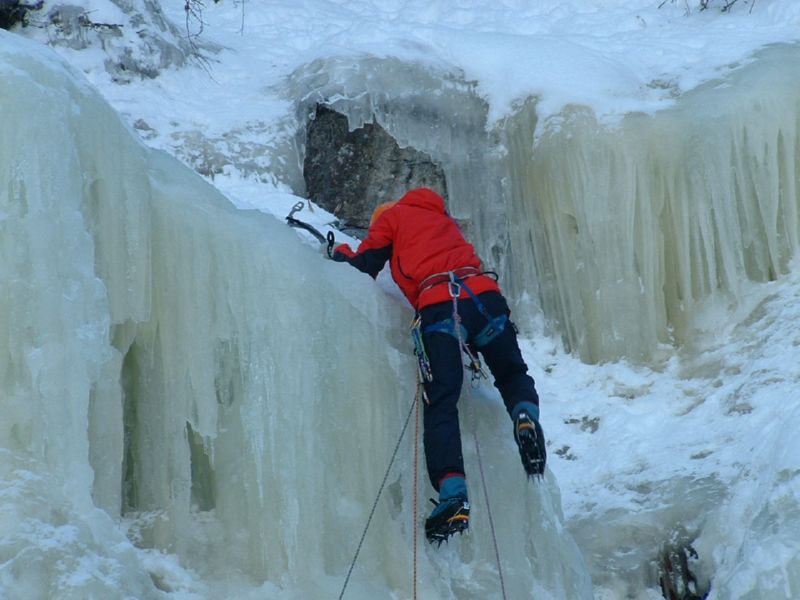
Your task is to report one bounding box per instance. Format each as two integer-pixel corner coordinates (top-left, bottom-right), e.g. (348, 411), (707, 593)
(446, 273), (489, 384)
(450, 271), (509, 348)
(421, 270), (510, 384)
(413, 266), (506, 389)
(338, 392), (418, 600)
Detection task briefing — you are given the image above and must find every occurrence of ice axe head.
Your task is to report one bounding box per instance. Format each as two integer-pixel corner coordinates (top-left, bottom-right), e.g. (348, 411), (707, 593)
(288, 201), (304, 220)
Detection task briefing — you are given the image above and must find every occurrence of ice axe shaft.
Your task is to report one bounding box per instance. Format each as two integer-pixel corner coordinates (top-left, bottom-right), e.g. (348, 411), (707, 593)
(285, 202), (336, 256)
(286, 201), (326, 243)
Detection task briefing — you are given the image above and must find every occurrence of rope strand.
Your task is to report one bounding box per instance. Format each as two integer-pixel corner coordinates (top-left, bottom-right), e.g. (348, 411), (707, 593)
(473, 431), (508, 600)
(338, 392), (418, 600)
(412, 379), (422, 600)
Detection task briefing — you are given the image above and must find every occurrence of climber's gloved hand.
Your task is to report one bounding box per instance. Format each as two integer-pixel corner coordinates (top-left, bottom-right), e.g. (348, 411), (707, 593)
(330, 243), (351, 263)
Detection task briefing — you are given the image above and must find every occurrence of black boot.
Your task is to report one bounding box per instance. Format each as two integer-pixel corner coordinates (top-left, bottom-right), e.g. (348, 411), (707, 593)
(425, 475), (470, 545)
(425, 496), (470, 545)
(515, 410), (546, 478)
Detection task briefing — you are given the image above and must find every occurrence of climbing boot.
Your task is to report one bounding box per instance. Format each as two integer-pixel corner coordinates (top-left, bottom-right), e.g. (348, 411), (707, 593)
(425, 475), (469, 545)
(514, 405), (546, 478)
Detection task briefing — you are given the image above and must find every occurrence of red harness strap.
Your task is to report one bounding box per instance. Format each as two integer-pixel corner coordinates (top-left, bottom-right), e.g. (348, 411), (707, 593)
(418, 266), (481, 296)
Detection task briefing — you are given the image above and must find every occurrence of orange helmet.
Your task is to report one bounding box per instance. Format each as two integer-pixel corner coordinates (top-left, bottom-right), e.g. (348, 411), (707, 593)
(370, 201), (397, 226)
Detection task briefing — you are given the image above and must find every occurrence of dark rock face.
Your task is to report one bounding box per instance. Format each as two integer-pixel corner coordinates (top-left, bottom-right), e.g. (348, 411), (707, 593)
(27, 0), (204, 83)
(656, 538), (708, 600)
(303, 105), (447, 235)
(0, 0), (41, 30)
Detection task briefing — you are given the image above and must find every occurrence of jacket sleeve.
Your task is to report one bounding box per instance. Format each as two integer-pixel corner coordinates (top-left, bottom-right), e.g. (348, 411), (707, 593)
(332, 217), (393, 279)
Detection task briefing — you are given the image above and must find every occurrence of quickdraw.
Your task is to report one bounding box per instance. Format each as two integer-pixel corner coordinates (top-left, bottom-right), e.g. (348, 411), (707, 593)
(446, 273), (488, 384)
(411, 315), (433, 386)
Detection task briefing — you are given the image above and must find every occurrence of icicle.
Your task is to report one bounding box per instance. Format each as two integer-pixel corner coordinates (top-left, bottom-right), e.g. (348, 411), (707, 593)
(502, 44), (800, 362)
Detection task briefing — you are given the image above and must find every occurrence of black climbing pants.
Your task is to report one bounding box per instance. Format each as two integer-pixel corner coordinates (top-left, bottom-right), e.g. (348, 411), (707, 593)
(418, 291), (540, 490)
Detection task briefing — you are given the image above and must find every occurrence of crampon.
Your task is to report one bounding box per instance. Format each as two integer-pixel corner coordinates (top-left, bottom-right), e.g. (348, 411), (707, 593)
(425, 497), (470, 545)
(515, 411), (547, 478)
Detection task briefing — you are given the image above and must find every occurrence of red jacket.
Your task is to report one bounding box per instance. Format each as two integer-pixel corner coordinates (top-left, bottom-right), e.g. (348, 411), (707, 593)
(332, 188), (501, 310)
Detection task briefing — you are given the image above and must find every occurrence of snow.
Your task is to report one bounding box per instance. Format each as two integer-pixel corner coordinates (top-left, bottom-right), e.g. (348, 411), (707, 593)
(54, 1), (800, 128)
(3, 0), (800, 599)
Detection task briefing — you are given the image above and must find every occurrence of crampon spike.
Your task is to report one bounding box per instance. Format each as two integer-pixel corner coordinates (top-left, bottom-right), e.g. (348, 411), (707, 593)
(425, 498), (470, 544)
(515, 412), (547, 478)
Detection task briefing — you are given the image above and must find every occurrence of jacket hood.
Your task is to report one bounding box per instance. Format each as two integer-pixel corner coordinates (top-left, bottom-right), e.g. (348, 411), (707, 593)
(397, 188), (446, 214)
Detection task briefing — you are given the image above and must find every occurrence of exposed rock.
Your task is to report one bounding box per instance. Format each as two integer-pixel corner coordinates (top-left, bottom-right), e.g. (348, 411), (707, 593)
(0, 0), (42, 30)
(303, 104), (447, 236)
(41, 0), (218, 82)
(656, 537), (708, 600)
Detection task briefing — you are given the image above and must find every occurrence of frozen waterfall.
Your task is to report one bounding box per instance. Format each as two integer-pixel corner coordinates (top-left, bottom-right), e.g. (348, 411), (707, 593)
(503, 44), (800, 363)
(288, 44), (800, 364)
(4, 21), (800, 600)
(0, 31), (589, 599)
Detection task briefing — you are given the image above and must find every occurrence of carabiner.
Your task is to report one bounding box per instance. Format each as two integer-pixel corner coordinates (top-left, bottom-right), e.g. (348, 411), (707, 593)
(448, 272), (461, 298)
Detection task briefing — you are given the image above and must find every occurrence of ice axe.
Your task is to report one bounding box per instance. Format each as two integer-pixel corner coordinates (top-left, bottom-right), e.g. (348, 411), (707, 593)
(285, 201), (336, 257)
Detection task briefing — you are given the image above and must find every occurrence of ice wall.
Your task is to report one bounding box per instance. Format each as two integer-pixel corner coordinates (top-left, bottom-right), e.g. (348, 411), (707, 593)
(502, 43), (800, 363)
(287, 45), (800, 365)
(0, 31), (591, 599)
(0, 33), (156, 599)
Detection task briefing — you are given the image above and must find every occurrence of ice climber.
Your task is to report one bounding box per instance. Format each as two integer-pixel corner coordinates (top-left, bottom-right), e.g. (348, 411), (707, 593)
(331, 187), (546, 544)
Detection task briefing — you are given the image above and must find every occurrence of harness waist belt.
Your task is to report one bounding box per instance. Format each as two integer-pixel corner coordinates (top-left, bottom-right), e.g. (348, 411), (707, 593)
(418, 267), (481, 295)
